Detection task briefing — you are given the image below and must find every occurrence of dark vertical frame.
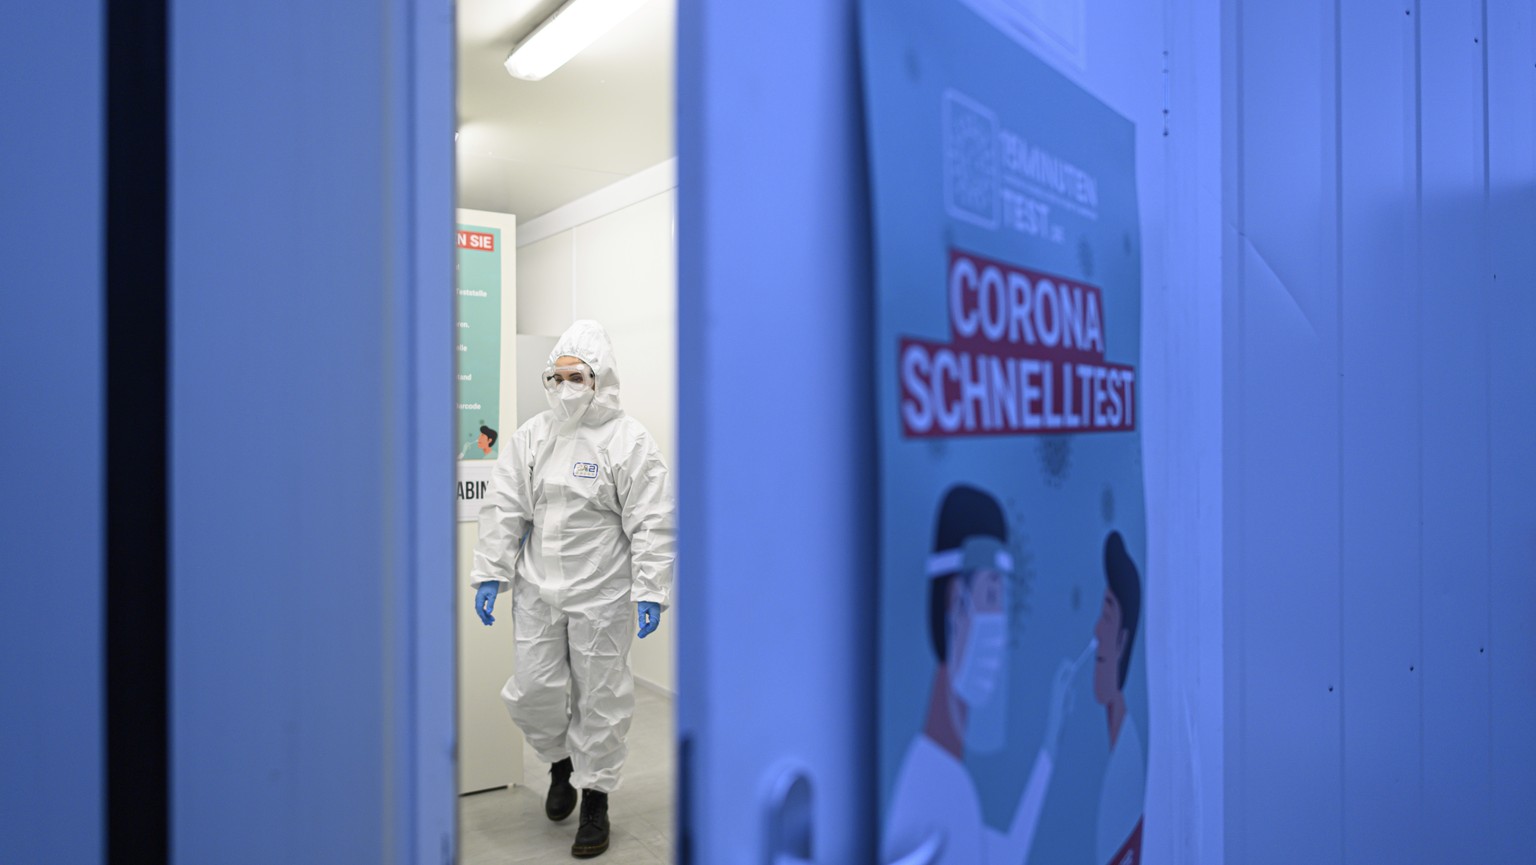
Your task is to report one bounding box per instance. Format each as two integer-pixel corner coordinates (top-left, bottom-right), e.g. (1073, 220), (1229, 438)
(105, 0), (169, 860)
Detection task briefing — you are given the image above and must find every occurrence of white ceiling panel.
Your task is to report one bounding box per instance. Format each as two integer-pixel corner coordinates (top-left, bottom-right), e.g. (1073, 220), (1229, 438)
(456, 0), (675, 221)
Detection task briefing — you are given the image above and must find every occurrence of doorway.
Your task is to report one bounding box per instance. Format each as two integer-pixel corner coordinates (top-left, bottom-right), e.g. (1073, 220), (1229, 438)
(452, 1), (679, 862)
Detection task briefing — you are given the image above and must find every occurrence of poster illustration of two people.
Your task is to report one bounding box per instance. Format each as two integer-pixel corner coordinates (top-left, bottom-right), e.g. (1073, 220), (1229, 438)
(881, 487), (1145, 865)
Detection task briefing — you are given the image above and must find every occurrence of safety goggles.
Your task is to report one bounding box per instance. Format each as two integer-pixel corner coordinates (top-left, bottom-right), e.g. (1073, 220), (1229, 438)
(542, 362), (595, 390)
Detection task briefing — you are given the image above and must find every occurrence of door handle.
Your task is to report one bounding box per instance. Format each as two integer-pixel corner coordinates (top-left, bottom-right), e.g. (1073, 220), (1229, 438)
(761, 764), (813, 865)
(761, 764), (944, 865)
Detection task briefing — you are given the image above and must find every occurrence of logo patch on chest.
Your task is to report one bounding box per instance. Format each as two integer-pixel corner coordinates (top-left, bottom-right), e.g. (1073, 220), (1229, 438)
(572, 462), (599, 480)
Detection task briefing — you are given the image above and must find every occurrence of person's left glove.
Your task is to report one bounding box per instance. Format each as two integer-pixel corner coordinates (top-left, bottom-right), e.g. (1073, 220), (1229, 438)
(636, 601), (662, 639)
(474, 582), (499, 626)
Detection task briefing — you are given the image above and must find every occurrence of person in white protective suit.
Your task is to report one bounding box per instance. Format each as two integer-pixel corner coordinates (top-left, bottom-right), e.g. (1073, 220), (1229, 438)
(470, 320), (675, 861)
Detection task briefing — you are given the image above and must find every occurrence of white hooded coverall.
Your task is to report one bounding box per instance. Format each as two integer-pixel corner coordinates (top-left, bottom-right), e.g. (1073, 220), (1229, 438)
(470, 320), (676, 793)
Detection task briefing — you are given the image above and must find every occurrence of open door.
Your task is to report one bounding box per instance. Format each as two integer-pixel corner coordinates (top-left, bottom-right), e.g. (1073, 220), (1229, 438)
(676, 2), (879, 864)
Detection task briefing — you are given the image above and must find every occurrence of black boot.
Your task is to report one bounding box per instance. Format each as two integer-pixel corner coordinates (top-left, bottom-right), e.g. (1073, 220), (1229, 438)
(545, 758), (577, 822)
(571, 789), (610, 859)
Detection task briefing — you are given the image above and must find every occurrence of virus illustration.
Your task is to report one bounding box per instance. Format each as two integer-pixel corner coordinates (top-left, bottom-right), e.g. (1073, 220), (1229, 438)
(1037, 436), (1072, 487)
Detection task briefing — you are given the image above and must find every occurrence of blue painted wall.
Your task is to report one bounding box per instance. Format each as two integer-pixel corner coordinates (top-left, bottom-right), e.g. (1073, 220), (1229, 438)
(0, 3), (105, 863)
(168, 1), (456, 862)
(1, 2), (455, 861)
(1221, 2), (1536, 863)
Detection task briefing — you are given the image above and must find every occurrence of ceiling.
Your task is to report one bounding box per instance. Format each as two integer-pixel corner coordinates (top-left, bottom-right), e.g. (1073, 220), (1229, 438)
(455, 0), (677, 221)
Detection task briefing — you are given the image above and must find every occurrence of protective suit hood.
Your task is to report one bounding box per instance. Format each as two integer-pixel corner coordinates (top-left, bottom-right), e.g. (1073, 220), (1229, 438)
(547, 319), (624, 426)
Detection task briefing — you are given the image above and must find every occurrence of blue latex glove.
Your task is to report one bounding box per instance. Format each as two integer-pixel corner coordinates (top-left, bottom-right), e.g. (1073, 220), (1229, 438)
(636, 601), (661, 639)
(474, 582), (499, 626)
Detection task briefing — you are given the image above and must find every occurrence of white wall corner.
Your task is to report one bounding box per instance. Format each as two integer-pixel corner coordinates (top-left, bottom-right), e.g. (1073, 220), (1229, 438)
(517, 158), (678, 248)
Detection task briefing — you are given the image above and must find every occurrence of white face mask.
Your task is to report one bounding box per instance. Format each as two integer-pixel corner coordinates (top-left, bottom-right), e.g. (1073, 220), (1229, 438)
(546, 380), (595, 422)
(950, 609), (1007, 708)
(965, 653), (1009, 753)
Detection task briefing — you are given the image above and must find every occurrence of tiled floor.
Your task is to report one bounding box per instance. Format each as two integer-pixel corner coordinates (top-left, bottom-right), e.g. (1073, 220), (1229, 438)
(460, 685), (675, 864)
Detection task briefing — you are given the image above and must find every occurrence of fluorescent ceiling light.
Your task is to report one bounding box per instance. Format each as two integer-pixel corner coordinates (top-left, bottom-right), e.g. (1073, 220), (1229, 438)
(504, 0), (648, 81)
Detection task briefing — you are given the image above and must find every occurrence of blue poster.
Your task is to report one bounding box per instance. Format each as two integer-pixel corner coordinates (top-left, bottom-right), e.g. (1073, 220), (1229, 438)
(862, 4), (1147, 865)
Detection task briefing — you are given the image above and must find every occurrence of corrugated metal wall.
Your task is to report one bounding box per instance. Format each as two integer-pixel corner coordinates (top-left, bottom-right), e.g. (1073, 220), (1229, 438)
(1221, 1), (1536, 863)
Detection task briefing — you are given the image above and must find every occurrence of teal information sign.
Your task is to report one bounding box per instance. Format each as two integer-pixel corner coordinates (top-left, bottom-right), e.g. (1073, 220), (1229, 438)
(863, 4), (1148, 865)
(456, 224), (502, 461)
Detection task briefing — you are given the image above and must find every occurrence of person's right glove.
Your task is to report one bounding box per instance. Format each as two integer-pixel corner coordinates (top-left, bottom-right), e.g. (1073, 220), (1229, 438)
(474, 582), (499, 626)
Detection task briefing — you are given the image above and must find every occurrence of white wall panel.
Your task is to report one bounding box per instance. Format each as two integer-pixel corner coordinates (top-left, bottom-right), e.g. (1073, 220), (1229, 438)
(1337, 7), (1423, 865)
(572, 192), (678, 473)
(1225, 4), (1346, 863)
(1484, 4), (1536, 863)
(1222, 0), (1536, 862)
(1417, 1), (1494, 860)
(517, 231), (576, 338)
